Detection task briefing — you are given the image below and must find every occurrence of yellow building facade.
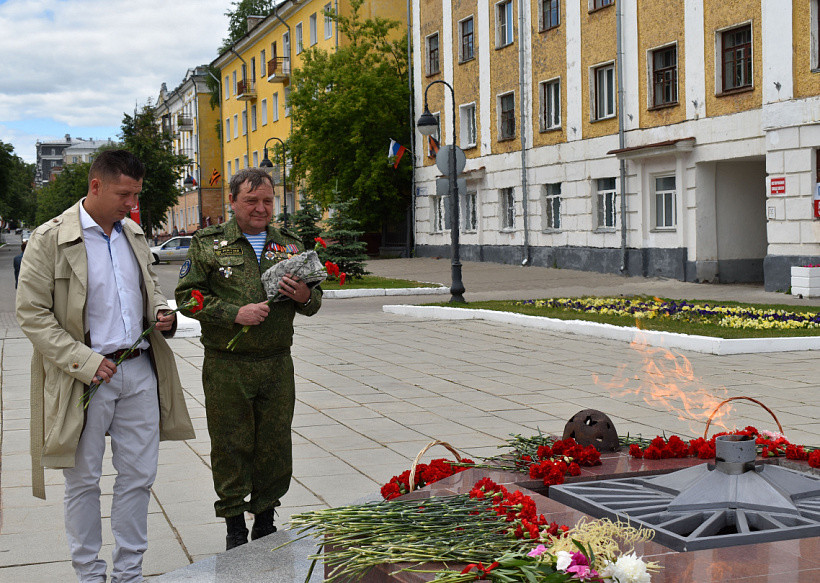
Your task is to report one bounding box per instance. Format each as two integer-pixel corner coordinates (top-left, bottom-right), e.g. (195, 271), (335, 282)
(213, 0), (407, 222)
(413, 0), (820, 291)
(155, 67), (224, 237)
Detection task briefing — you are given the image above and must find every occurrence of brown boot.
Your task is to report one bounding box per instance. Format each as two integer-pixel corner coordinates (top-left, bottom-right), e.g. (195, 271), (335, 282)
(225, 514), (249, 550)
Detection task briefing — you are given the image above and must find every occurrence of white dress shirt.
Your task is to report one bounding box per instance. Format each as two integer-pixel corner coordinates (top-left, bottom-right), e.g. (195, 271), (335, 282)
(80, 200), (147, 355)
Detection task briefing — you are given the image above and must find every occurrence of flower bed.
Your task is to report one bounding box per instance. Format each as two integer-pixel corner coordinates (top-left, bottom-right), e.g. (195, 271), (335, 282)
(516, 297), (820, 331)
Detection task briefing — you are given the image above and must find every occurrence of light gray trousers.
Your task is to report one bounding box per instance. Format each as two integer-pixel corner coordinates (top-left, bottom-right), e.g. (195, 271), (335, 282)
(63, 352), (159, 583)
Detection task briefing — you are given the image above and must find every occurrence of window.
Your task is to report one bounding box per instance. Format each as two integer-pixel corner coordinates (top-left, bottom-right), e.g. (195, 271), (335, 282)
(227, 160), (232, 179)
(225, 118), (231, 141)
(433, 195), (450, 232)
(427, 33), (440, 75)
(499, 92), (515, 140)
(242, 111), (248, 135)
(261, 98), (268, 125)
(250, 104), (257, 131)
(651, 45), (678, 106)
(295, 23), (303, 54)
(543, 183), (561, 230)
(232, 71), (237, 96)
(464, 192), (478, 231)
(427, 112), (441, 157)
(235, 158), (240, 174)
(814, 0), (820, 69)
(496, 1), (514, 47)
(310, 13), (317, 45)
(541, 0), (559, 30)
(250, 58), (256, 83)
(243, 154), (248, 169)
(284, 87), (291, 116)
(283, 31), (290, 59)
(272, 92), (280, 121)
(460, 103), (477, 148)
(253, 151), (259, 168)
(593, 63), (616, 120)
(460, 17), (474, 62)
(539, 78), (560, 130)
(324, 3), (333, 39)
(224, 76), (230, 99)
(233, 114), (239, 139)
(591, 0), (613, 9)
(500, 187), (515, 230)
(596, 177), (617, 228)
(260, 50), (266, 77)
(721, 24), (752, 92)
(654, 176), (676, 228)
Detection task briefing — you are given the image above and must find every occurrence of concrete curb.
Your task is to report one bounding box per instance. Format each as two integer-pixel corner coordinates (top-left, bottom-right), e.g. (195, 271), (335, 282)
(382, 305), (820, 355)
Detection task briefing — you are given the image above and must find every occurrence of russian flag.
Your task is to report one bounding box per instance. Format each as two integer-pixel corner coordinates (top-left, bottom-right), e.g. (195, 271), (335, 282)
(388, 139), (407, 169)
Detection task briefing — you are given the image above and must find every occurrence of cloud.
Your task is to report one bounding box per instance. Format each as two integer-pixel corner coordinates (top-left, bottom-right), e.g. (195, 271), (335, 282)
(0, 0), (228, 161)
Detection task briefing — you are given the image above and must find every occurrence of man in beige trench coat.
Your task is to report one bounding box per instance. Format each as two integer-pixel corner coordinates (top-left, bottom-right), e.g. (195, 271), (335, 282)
(16, 150), (195, 583)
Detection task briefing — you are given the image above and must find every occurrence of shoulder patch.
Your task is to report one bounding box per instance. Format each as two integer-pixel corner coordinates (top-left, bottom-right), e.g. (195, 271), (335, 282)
(179, 259), (192, 279)
(279, 227), (302, 242)
(196, 225), (223, 238)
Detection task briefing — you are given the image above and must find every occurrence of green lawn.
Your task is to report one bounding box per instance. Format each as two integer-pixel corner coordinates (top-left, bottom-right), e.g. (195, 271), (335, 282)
(321, 275), (443, 290)
(427, 297), (820, 339)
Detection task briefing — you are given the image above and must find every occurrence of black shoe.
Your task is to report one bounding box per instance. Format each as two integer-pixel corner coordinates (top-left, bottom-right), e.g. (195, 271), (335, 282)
(250, 509), (277, 540)
(225, 514), (249, 550)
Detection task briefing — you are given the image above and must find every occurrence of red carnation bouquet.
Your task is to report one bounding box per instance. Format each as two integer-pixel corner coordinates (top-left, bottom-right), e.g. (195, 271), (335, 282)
(79, 290), (204, 409)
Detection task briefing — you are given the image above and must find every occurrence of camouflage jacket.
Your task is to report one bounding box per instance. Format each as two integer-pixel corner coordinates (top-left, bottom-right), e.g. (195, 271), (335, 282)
(175, 218), (322, 356)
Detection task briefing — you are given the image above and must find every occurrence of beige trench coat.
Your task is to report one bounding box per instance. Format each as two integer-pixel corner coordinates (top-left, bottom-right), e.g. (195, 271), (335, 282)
(16, 200), (195, 499)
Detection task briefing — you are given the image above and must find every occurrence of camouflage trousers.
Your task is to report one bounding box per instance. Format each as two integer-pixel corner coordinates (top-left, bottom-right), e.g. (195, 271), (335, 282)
(203, 348), (295, 518)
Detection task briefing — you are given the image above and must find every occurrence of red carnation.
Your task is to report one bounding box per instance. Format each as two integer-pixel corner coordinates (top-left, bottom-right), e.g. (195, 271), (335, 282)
(314, 236), (327, 248)
(629, 444), (643, 458)
(190, 290), (205, 313)
(808, 450), (820, 468)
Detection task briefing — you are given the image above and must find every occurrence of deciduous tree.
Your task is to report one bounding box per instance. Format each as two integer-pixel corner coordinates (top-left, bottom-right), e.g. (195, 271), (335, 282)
(0, 141), (35, 227)
(35, 163), (89, 225)
(287, 0), (411, 231)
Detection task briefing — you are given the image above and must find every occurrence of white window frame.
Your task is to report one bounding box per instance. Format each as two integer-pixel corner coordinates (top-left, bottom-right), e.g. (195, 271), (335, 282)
(426, 32), (440, 75)
(261, 98), (268, 125)
(464, 191), (478, 232)
(310, 13), (318, 46)
(498, 91), (516, 140)
(649, 43), (678, 107)
(324, 3), (333, 39)
(224, 76), (230, 99)
(432, 194), (450, 232)
(459, 102), (477, 148)
(225, 118), (231, 141)
(272, 92), (280, 121)
(283, 31), (290, 59)
(653, 175), (677, 230)
(459, 16), (475, 63)
(589, 0), (614, 10)
(295, 22), (303, 54)
(260, 50), (266, 77)
(539, 77), (561, 130)
(427, 112), (441, 157)
(500, 187), (515, 230)
(242, 111), (248, 135)
(232, 71), (237, 96)
(250, 104), (257, 131)
(284, 87), (291, 117)
(812, 0), (820, 70)
(233, 114), (239, 139)
(596, 177), (617, 229)
(591, 62), (616, 120)
(253, 151), (259, 168)
(496, 0), (514, 47)
(243, 154), (248, 169)
(543, 183), (561, 231)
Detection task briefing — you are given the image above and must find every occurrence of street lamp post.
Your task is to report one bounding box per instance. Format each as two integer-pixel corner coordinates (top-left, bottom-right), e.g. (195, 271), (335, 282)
(260, 136), (288, 228)
(417, 80), (465, 303)
(183, 163), (203, 230)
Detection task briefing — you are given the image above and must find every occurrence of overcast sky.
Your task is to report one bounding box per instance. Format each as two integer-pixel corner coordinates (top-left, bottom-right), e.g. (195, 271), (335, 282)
(0, 0), (230, 163)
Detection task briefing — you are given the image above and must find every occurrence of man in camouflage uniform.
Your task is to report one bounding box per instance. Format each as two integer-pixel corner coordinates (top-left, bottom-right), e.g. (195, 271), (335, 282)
(176, 168), (321, 550)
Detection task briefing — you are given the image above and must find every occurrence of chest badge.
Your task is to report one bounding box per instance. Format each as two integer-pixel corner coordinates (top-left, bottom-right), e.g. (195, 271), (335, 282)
(218, 266), (233, 278)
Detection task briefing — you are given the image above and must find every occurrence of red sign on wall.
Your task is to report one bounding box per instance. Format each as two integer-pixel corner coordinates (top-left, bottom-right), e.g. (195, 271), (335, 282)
(129, 199), (141, 224)
(770, 177), (786, 195)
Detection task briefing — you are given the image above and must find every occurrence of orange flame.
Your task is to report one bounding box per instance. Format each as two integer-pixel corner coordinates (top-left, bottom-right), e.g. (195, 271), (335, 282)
(595, 327), (735, 435)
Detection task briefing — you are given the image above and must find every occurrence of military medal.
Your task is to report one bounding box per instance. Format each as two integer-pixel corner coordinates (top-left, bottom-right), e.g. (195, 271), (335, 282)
(218, 266), (233, 278)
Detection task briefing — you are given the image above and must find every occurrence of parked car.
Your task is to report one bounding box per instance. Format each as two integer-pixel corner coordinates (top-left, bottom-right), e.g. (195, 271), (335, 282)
(20, 229), (31, 240)
(150, 236), (192, 264)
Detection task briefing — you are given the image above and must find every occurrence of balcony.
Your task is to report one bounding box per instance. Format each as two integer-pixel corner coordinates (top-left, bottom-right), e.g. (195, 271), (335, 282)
(177, 115), (194, 131)
(267, 57), (291, 83)
(236, 79), (257, 100)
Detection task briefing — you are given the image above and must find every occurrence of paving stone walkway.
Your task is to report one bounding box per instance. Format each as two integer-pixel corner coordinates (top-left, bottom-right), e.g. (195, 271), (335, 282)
(2, 258), (819, 581)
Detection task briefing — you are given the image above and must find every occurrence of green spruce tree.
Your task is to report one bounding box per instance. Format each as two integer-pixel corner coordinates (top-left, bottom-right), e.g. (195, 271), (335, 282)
(287, 190), (323, 250)
(321, 197), (368, 279)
